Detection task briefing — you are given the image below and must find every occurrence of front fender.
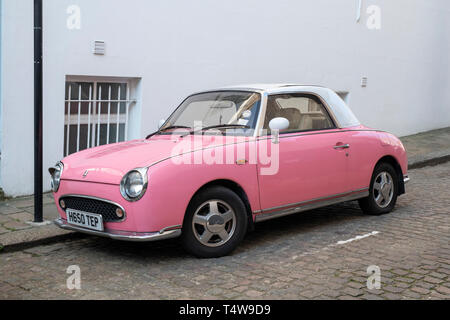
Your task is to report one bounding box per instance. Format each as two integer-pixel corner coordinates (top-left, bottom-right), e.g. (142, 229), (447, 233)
(136, 143), (261, 231)
(378, 132), (408, 176)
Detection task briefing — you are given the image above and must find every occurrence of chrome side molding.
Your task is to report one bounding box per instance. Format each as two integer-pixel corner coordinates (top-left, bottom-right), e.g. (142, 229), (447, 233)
(254, 189), (369, 223)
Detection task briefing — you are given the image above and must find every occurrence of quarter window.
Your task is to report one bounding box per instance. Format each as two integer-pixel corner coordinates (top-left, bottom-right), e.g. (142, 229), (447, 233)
(263, 94), (335, 132)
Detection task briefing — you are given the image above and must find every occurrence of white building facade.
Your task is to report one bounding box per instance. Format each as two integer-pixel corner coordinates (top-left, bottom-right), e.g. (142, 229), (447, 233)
(1, 0), (449, 197)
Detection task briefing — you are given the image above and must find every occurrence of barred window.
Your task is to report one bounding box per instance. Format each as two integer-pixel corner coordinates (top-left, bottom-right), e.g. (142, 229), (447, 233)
(64, 79), (136, 156)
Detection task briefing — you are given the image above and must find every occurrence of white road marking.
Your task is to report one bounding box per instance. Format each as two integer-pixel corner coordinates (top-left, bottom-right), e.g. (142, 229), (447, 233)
(292, 231), (380, 260)
(335, 231), (380, 245)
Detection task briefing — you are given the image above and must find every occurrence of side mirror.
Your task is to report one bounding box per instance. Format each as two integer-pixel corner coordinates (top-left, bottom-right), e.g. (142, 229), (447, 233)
(269, 117), (289, 144)
(269, 117), (289, 130)
(158, 119), (166, 129)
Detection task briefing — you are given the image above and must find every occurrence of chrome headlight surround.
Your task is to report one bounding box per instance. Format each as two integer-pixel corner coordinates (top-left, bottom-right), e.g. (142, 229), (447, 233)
(48, 161), (64, 192)
(120, 167), (149, 202)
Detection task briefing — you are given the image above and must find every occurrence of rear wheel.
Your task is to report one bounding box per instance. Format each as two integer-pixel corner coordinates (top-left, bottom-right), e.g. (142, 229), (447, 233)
(358, 162), (398, 215)
(181, 186), (248, 258)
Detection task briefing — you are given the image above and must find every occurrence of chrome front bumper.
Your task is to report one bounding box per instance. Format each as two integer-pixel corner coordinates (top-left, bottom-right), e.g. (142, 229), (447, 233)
(54, 218), (181, 242)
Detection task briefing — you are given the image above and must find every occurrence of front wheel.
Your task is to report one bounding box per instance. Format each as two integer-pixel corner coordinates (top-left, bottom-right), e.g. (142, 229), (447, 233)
(181, 186), (248, 258)
(358, 162), (398, 215)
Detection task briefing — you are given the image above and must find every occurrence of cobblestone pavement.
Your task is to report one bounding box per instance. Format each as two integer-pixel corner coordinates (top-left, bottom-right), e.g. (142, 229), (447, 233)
(0, 193), (57, 234)
(0, 163), (449, 300)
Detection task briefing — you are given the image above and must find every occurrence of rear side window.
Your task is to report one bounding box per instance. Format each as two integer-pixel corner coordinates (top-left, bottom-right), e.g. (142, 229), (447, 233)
(263, 94), (335, 132)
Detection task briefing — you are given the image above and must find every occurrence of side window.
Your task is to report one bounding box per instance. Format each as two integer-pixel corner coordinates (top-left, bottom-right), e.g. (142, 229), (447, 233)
(263, 94), (335, 132)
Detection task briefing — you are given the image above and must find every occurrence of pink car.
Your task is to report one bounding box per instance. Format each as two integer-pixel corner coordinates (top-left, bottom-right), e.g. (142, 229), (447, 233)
(49, 84), (409, 258)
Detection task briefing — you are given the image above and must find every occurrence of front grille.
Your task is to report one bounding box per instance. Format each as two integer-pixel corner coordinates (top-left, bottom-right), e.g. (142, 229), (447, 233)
(61, 196), (124, 222)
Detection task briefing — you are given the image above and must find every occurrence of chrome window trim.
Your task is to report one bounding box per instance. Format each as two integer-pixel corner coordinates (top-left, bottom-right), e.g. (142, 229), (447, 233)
(55, 218), (181, 242)
(255, 91), (341, 136)
(176, 86), (360, 138)
(158, 89), (265, 139)
(256, 128), (381, 141)
(157, 87), (350, 140)
(254, 188), (369, 223)
(253, 91), (268, 137)
(188, 88), (265, 97)
(59, 194), (127, 223)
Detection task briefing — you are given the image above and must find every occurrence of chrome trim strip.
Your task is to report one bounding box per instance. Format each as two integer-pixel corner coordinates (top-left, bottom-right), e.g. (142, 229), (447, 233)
(257, 129), (382, 140)
(59, 194), (127, 223)
(54, 218), (182, 242)
(160, 224), (184, 233)
(254, 188), (369, 223)
(403, 175), (410, 184)
(256, 187), (369, 213)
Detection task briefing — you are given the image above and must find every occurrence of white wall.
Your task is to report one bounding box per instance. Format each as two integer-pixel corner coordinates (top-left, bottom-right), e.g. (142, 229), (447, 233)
(1, 0), (34, 196)
(0, 0), (2, 187)
(1, 0), (450, 196)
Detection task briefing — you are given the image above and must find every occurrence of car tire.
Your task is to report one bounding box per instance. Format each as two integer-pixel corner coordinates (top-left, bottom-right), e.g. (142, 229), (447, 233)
(358, 162), (398, 215)
(181, 186), (248, 258)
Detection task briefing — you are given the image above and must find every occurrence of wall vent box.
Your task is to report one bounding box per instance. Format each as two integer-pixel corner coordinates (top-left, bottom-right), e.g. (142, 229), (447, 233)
(361, 77), (368, 87)
(93, 40), (105, 55)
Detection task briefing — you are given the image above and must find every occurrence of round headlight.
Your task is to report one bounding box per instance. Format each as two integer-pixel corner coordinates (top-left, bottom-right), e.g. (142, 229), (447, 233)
(120, 168), (148, 201)
(49, 162), (63, 192)
(124, 171), (143, 197)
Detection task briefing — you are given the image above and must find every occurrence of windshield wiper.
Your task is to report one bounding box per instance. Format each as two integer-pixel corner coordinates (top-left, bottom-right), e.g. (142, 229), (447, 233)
(181, 124), (251, 137)
(145, 125), (191, 139)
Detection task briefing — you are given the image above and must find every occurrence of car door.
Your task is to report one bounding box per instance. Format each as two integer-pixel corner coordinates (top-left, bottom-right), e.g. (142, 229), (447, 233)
(256, 93), (352, 213)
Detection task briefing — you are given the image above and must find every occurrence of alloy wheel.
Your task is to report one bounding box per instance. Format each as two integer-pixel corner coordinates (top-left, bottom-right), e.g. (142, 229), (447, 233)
(192, 200), (236, 247)
(373, 171), (394, 208)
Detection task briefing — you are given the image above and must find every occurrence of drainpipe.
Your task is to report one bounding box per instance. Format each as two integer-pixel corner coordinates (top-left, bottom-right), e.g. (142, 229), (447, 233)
(356, 0), (363, 22)
(34, 0), (43, 222)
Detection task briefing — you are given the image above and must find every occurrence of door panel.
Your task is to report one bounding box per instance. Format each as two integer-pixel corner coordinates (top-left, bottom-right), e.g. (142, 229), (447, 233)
(257, 130), (351, 212)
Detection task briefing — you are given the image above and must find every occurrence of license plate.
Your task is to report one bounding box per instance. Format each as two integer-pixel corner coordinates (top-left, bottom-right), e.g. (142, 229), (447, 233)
(66, 209), (104, 232)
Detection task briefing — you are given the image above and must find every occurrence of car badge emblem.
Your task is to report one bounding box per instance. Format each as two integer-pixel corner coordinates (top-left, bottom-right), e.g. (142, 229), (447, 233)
(236, 159), (248, 165)
(83, 170), (89, 177)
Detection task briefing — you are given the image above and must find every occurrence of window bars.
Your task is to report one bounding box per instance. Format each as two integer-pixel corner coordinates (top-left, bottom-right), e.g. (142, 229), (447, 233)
(64, 81), (136, 156)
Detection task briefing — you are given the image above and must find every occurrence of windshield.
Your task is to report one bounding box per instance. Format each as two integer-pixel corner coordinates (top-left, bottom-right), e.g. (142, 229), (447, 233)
(162, 91), (261, 136)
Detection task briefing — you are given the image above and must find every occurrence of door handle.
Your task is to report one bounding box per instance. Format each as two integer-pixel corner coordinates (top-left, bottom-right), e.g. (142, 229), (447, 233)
(334, 144), (350, 149)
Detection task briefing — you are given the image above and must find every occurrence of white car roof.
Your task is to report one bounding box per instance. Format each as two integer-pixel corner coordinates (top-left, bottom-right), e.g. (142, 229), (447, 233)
(218, 83), (325, 93)
(208, 84), (361, 128)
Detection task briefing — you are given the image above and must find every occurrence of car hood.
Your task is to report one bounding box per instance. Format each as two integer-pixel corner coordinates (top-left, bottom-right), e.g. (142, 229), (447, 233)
(60, 135), (248, 185)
